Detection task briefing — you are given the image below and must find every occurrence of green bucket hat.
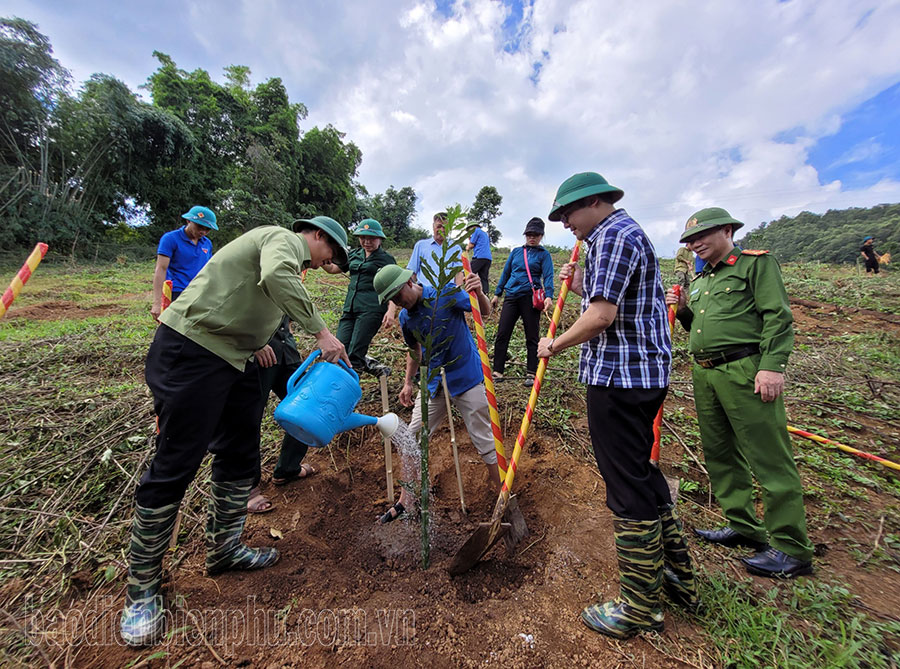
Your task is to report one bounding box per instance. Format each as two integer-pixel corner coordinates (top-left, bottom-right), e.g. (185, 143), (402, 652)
(292, 216), (350, 266)
(353, 218), (386, 238)
(548, 172), (624, 221)
(679, 207), (744, 243)
(374, 264), (413, 304)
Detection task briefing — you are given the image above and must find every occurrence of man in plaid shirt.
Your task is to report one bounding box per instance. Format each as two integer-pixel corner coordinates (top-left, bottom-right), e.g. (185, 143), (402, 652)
(538, 172), (697, 639)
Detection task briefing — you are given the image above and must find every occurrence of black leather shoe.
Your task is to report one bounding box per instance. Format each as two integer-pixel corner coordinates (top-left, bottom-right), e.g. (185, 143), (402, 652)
(693, 526), (768, 551)
(741, 547), (813, 579)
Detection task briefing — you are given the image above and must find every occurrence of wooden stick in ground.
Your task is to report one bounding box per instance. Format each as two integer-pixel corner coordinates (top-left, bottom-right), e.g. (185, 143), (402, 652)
(380, 373), (394, 500)
(441, 367), (466, 514)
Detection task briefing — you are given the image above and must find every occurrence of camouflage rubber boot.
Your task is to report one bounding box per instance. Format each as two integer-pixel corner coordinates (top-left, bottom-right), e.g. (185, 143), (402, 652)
(206, 479), (280, 575)
(120, 502), (180, 646)
(659, 504), (700, 612)
(581, 517), (665, 639)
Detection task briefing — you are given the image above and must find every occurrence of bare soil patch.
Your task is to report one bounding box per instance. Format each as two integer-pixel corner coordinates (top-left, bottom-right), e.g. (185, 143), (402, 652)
(5, 300), (127, 321)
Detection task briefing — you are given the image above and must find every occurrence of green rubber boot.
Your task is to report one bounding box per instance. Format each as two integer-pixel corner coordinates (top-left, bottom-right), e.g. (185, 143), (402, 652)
(206, 479), (280, 575)
(120, 502), (180, 646)
(659, 504), (700, 612)
(581, 517), (665, 639)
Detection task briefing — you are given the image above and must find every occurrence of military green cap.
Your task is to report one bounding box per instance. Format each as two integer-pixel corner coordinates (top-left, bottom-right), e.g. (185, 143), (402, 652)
(353, 218), (386, 238)
(548, 172), (624, 221)
(292, 216), (350, 266)
(374, 264), (414, 304)
(679, 207), (744, 243)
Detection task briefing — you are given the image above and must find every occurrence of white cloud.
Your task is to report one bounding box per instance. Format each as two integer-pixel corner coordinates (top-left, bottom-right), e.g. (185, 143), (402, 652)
(8, 0), (900, 255)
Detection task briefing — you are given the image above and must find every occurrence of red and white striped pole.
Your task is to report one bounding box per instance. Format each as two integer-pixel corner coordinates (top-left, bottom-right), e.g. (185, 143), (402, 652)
(460, 255), (508, 477)
(1, 243), (49, 319)
(501, 242), (580, 493)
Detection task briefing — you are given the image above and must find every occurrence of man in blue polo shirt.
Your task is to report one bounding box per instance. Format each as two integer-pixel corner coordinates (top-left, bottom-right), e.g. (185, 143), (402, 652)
(383, 212), (465, 328)
(467, 221), (492, 293)
(372, 264), (500, 523)
(538, 172), (696, 639)
(151, 205), (218, 320)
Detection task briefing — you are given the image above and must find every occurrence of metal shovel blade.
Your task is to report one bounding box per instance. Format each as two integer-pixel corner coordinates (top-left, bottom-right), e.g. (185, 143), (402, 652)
(448, 494), (529, 575)
(502, 494), (529, 553)
(448, 521), (511, 575)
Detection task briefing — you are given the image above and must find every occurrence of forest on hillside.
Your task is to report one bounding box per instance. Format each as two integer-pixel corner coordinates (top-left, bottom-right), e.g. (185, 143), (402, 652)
(0, 17), (426, 255)
(738, 203), (900, 264)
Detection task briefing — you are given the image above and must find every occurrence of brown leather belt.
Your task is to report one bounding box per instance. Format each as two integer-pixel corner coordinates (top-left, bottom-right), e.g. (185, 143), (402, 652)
(694, 345), (760, 369)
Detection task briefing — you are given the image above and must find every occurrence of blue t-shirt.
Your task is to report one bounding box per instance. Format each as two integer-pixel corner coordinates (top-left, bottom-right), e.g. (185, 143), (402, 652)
(399, 285), (483, 398)
(694, 254), (705, 274)
(469, 226), (492, 260)
(406, 238), (463, 288)
(157, 227), (214, 292)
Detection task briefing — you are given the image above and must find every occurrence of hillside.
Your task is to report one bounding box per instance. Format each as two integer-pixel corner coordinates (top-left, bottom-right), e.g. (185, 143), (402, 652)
(738, 203), (900, 263)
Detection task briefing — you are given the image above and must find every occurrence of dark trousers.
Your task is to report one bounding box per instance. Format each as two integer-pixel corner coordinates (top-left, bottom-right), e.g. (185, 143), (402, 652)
(471, 257), (491, 294)
(865, 259), (879, 274)
(493, 294), (541, 375)
(336, 309), (384, 370)
(587, 385), (672, 520)
(254, 358), (310, 486)
(138, 325), (265, 508)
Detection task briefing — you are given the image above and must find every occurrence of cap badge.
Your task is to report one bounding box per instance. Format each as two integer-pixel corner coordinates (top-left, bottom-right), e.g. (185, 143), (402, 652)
(685, 217), (698, 230)
(197, 212), (204, 218)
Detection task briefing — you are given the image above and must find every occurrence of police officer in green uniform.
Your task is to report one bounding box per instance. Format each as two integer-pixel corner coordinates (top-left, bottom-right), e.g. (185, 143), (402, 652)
(324, 219), (396, 371)
(666, 207), (814, 578)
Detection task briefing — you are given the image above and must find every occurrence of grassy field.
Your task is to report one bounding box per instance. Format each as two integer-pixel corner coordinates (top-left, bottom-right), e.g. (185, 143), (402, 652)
(0, 252), (898, 667)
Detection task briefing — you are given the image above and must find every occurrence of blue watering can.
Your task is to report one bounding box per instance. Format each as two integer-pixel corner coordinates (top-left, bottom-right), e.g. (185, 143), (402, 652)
(273, 350), (399, 448)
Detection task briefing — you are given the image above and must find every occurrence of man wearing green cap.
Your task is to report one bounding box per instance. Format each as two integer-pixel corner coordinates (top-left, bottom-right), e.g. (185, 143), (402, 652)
(120, 216), (350, 646)
(372, 264), (501, 523)
(537, 172), (696, 639)
(667, 207), (813, 579)
(151, 205), (218, 321)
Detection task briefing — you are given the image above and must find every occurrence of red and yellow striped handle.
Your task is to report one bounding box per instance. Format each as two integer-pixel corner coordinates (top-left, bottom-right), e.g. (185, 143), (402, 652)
(1, 243), (49, 319)
(460, 255), (507, 476)
(787, 426), (900, 472)
(161, 280), (173, 312)
(500, 242), (580, 496)
(651, 284), (680, 465)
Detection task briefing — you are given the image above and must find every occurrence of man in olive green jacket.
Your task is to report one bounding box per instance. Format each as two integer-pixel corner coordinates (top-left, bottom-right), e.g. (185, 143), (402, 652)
(667, 207), (813, 579)
(120, 217), (350, 646)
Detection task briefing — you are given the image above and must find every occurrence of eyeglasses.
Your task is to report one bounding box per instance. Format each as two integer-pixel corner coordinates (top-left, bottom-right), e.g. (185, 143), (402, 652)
(558, 202), (582, 223)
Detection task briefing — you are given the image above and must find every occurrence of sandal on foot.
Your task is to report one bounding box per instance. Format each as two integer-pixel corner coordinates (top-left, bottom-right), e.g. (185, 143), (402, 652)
(272, 463), (317, 486)
(247, 487), (275, 514)
(522, 375), (535, 387)
(377, 502), (406, 525)
(492, 371), (505, 383)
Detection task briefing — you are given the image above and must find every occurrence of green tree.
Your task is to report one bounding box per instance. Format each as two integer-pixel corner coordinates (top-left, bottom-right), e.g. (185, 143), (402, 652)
(469, 185), (503, 245)
(356, 184), (424, 246)
(296, 125), (361, 224)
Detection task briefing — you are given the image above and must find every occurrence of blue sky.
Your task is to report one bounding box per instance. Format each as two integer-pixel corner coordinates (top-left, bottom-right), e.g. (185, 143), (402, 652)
(7, 0), (900, 254)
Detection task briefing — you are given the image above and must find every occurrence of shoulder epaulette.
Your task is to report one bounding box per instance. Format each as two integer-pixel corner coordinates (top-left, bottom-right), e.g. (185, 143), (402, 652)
(741, 249), (769, 256)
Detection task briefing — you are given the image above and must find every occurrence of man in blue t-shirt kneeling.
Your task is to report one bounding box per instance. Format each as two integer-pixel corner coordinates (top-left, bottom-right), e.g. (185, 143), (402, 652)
(151, 205), (218, 320)
(373, 264), (500, 523)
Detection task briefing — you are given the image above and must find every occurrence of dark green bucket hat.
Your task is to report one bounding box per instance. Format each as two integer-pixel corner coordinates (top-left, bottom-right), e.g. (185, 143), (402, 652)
(548, 172), (624, 221)
(374, 264), (414, 304)
(292, 216), (350, 266)
(679, 207), (744, 243)
(353, 218), (386, 238)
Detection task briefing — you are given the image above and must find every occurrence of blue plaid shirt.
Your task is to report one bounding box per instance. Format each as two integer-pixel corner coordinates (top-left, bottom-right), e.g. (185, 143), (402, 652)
(578, 209), (670, 388)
